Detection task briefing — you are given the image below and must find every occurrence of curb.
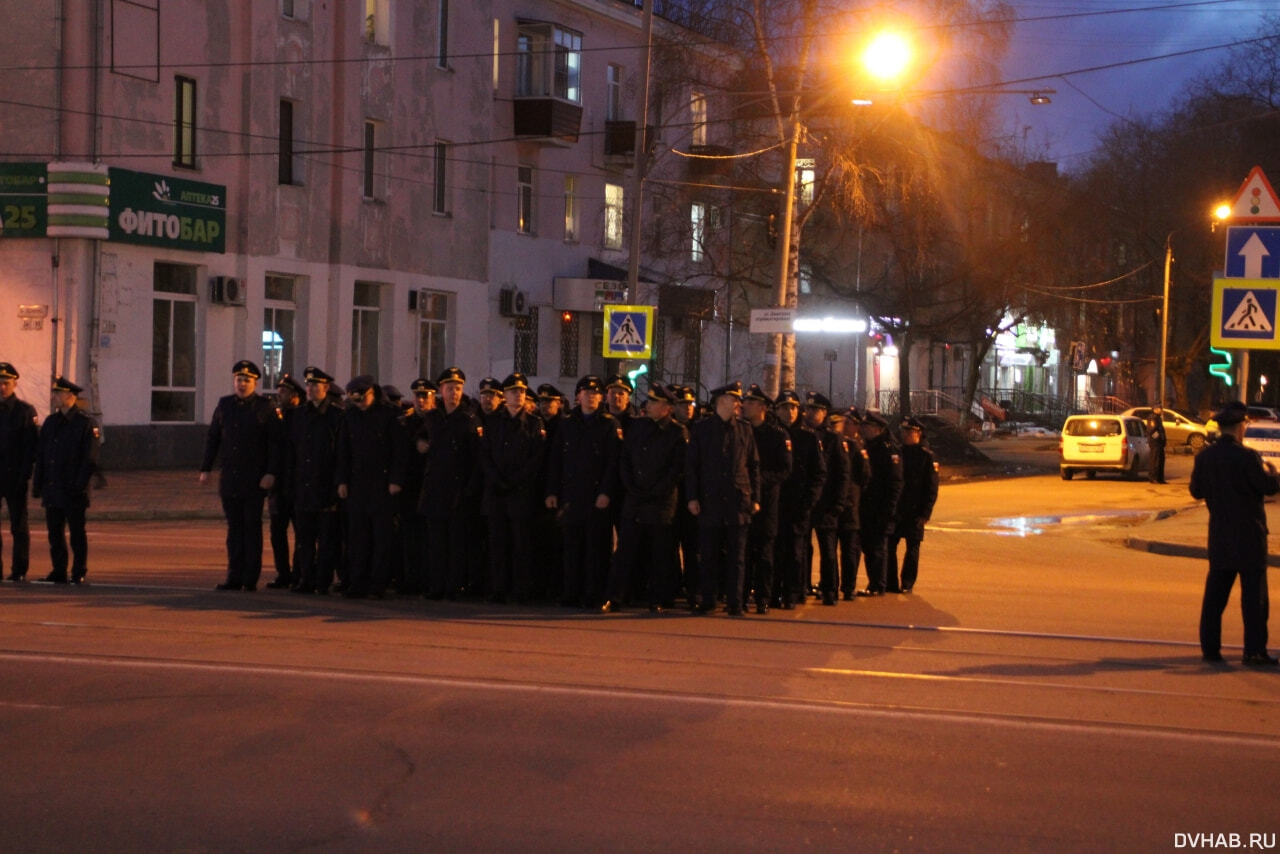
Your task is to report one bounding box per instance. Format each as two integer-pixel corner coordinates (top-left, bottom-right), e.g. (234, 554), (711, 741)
(1125, 536), (1280, 567)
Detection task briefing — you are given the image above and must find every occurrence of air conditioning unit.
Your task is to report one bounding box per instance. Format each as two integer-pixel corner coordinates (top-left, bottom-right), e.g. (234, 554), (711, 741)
(499, 287), (529, 317)
(209, 276), (245, 306)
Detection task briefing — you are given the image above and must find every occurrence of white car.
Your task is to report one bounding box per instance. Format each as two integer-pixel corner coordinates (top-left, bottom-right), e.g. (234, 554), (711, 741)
(1059, 414), (1150, 480)
(1244, 420), (1280, 465)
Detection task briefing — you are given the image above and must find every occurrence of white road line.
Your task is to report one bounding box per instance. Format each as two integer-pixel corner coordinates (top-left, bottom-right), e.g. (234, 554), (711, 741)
(0, 650), (1276, 750)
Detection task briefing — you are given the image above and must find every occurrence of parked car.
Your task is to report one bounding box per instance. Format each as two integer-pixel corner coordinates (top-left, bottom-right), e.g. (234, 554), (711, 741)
(1247, 405), (1280, 421)
(1120, 406), (1210, 452)
(1244, 420), (1280, 465)
(1059, 414), (1150, 480)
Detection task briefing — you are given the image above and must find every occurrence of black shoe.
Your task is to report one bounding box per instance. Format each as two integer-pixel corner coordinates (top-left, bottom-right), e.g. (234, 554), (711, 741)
(43, 572), (69, 585)
(756, 601), (769, 615)
(691, 602), (715, 614)
(1202, 651), (1226, 663)
(821, 592), (836, 605)
(315, 586), (330, 595)
(901, 587), (913, 594)
(1243, 652), (1279, 667)
(342, 589), (367, 599)
(7, 573), (26, 583)
(332, 582), (350, 593)
(215, 582), (241, 591)
(857, 588), (884, 597)
(779, 600), (794, 610)
(292, 585), (315, 594)
(841, 591), (854, 601)
(601, 600), (618, 613)
(265, 578), (292, 589)
(425, 591), (445, 600)
(71, 576), (86, 586)
(648, 604), (664, 615)
(727, 606), (744, 616)
(243, 584), (257, 592)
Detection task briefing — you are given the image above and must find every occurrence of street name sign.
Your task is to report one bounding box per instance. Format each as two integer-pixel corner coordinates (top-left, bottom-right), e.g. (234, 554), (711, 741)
(1211, 277), (1280, 349)
(1224, 226), (1280, 279)
(602, 304), (654, 359)
(749, 308), (795, 334)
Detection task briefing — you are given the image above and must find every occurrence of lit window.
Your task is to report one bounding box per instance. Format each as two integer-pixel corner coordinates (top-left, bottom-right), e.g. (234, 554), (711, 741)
(174, 77), (197, 168)
(516, 22), (582, 103)
(690, 90), (707, 147)
(607, 65), (623, 121)
(352, 282), (382, 377)
(564, 175), (577, 241)
(604, 183), (624, 249)
(691, 202), (705, 261)
(517, 166), (534, 234)
(263, 275), (298, 388)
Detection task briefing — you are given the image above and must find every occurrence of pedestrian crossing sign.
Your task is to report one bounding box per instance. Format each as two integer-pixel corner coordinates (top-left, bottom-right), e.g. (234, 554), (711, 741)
(1212, 277), (1280, 349)
(603, 305), (654, 358)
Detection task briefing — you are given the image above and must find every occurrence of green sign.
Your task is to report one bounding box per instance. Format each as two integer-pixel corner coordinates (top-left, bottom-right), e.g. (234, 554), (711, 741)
(108, 168), (225, 253)
(0, 163), (48, 238)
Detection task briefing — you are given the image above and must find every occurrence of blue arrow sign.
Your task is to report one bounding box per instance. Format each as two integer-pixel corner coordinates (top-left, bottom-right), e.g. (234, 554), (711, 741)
(1225, 226), (1280, 278)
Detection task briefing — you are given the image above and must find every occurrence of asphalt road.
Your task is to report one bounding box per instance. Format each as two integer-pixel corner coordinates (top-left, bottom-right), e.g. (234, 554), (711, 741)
(2, 455), (1277, 853)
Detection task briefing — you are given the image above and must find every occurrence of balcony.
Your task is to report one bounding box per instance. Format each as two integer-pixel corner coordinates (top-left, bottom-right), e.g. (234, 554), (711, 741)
(513, 97), (583, 144)
(603, 120), (656, 163)
(686, 143), (734, 176)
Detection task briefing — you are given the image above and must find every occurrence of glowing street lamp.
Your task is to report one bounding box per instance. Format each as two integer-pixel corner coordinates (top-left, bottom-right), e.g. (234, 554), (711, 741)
(861, 32), (912, 82)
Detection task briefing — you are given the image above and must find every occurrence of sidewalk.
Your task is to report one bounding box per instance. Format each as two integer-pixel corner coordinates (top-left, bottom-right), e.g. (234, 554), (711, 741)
(1124, 499), (1280, 567)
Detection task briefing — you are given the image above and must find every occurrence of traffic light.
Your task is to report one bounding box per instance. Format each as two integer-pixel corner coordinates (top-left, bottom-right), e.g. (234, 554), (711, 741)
(1208, 346), (1234, 387)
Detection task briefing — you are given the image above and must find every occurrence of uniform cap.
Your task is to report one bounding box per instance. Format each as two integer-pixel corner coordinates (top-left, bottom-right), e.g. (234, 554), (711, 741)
(605, 374), (633, 393)
(345, 375), (376, 394)
(276, 374), (304, 396)
(382, 385), (404, 403)
(646, 383), (676, 404)
(51, 376), (83, 395)
(502, 372), (530, 391)
(232, 359), (262, 379)
(0, 362), (18, 380)
(844, 407), (863, 423)
(710, 381), (743, 400)
(576, 375), (605, 394)
(744, 383), (773, 405)
(1214, 400), (1248, 426)
(410, 377), (438, 394)
(776, 389), (801, 406)
(536, 383), (566, 401)
(304, 366), (334, 385)
(672, 385), (697, 403)
(805, 391), (832, 410)
(478, 377), (505, 395)
(901, 416), (925, 431)
(861, 411), (888, 428)
(436, 366), (466, 385)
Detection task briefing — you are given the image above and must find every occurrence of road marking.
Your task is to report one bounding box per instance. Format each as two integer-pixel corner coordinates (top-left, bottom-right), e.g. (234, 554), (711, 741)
(0, 701), (62, 710)
(0, 651), (1276, 750)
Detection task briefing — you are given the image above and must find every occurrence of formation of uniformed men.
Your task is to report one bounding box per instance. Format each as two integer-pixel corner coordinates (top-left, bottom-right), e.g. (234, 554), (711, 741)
(193, 359), (940, 613)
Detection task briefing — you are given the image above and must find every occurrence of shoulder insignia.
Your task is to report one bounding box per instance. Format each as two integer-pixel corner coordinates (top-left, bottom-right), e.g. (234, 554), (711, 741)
(92, 426), (101, 439)
(861, 449), (869, 459)
(933, 461), (940, 472)
(841, 440), (849, 452)
(476, 425), (484, 438)
(785, 439), (792, 452)
(540, 427), (546, 438)
(891, 454), (900, 465)
(616, 427), (624, 441)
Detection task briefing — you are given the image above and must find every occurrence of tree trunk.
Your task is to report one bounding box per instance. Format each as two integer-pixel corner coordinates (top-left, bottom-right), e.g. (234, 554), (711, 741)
(962, 335), (994, 429)
(897, 329), (913, 418)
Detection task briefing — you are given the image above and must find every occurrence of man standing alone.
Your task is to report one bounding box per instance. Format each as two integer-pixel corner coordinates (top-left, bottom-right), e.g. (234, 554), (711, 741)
(33, 377), (98, 584)
(0, 363), (37, 582)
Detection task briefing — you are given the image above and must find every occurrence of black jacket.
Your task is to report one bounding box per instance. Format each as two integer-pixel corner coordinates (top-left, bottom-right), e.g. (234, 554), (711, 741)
(33, 407), (98, 509)
(685, 415), (759, 526)
(480, 408), (546, 518)
(838, 432), (872, 530)
(812, 428), (850, 529)
(0, 393), (38, 490)
(336, 401), (409, 514)
(895, 443), (940, 539)
(620, 415), (688, 525)
(418, 403), (483, 520)
(1190, 433), (1280, 570)
(546, 407), (621, 525)
(290, 398), (344, 512)
(860, 432), (903, 535)
(779, 420), (826, 520)
(201, 394), (283, 499)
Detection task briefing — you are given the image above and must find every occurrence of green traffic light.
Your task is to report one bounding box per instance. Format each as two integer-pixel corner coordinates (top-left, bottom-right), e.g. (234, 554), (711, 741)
(1208, 346), (1234, 387)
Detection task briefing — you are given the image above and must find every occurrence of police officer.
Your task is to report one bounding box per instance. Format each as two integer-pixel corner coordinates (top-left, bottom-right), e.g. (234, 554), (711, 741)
(805, 392), (849, 605)
(774, 389), (825, 608)
(685, 382), (759, 615)
(545, 375), (620, 608)
(604, 383), (688, 613)
(397, 377), (436, 596)
(837, 408), (872, 600)
(857, 412), (903, 596)
(480, 372), (545, 602)
(290, 367), (343, 594)
(32, 377), (98, 584)
(1190, 401), (1280, 666)
(266, 373), (304, 588)
(335, 376), (408, 598)
(1147, 406), (1168, 484)
(200, 360), (283, 591)
(671, 384), (701, 601)
(533, 384), (568, 600)
(742, 384), (791, 613)
(889, 417), (939, 594)
(0, 362), (37, 582)
(420, 367), (483, 599)
(605, 374), (636, 435)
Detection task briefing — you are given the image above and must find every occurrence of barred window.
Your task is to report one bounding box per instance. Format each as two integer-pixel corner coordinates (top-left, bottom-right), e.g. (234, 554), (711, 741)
(514, 306), (539, 375)
(559, 311), (579, 378)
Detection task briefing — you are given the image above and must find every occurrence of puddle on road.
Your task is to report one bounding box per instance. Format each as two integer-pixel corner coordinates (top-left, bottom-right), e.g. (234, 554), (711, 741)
(934, 509), (1153, 537)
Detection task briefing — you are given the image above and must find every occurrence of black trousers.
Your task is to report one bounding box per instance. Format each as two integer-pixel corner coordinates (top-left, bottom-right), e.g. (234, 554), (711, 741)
(860, 529), (889, 593)
(220, 492), (265, 588)
(345, 509), (394, 596)
(427, 515), (470, 597)
(888, 535), (922, 591)
(531, 507), (562, 600)
(774, 514), (810, 605)
(269, 506), (297, 582)
(1200, 563), (1270, 657)
(399, 513), (428, 595)
(837, 525), (861, 595)
(747, 505), (779, 604)
(488, 513), (534, 600)
(1149, 443), (1167, 483)
(698, 523), (748, 611)
(1, 484), (30, 577)
(45, 505), (87, 580)
(561, 510), (612, 607)
(294, 508), (338, 591)
(815, 524), (840, 594)
(608, 518), (676, 607)
(676, 505), (699, 599)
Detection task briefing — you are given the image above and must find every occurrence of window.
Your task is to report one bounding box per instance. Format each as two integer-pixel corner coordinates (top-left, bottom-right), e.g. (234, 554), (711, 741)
(365, 0), (389, 45)
(279, 100), (297, 185)
(514, 307), (539, 375)
(263, 275), (297, 388)
(559, 311), (580, 378)
(282, 0), (295, 18)
(564, 175), (578, 241)
(517, 165), (534, 234)
(151, 263), (198, 422)
(417, 290), (450, 380)
(690, 202), (706, 262)
(436, 0), (449, 67)
(492, 19), (500, 90)
(433, 141), (449, 214)
(352, 281), (382, 377)
(174, 76), (197, 168)
(607, 65), (623, 121)
(516, 22), (582, 103)
(690, 90), (707, 147)
(799, 166), (815, 205)
(604, 183), (624, 249)
(363, 120), (379, 199)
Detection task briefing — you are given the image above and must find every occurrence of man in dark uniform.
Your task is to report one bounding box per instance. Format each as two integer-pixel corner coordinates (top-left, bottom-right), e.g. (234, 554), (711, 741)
(290, 367), (343, 594)
(396, 377), (436, 596)
(419, 367), (482, 599)
(32, 377), (98, 584)
(889, 417), (939, 594)
(857, 412), (903, 596)
(480, 372), (545, 602)
(604, 383), (688, 613)
(742, 384), (791, 613)
(200, 360), (283, 591)
(774, 389), (825, 608)
(837, 408), (872, 600)
(335, 376), (407, 598)
(1190, 401), (1280, 666)
(533, 384), (567, 600)
(0, 362), (38, 583)
(685, 382), (759, 615)
(266, 373), (304, 588)
(1147, 406), (1168, 484)
(671, 384), (700, 600)
(545, 375), (620, 608)
(805, 392), (849, 605)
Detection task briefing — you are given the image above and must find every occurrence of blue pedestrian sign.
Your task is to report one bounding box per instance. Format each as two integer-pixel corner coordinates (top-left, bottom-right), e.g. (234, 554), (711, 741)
(602, 305), (654, 359)
(1212, 277), (1280, 349)
(1224, 226), (1280, 279)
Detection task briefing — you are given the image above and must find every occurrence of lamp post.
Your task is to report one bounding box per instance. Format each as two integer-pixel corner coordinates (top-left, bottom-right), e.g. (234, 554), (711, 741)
(1159, 232), (1172, 408)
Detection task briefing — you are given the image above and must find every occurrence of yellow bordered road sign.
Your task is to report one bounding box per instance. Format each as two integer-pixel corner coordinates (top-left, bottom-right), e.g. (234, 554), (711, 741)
(603, 305), (654, 359)
(1211, 277), (1280, 349)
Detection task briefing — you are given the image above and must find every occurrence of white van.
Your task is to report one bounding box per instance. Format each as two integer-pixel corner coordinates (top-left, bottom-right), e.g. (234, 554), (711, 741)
(1059, 415), (1150, 480)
